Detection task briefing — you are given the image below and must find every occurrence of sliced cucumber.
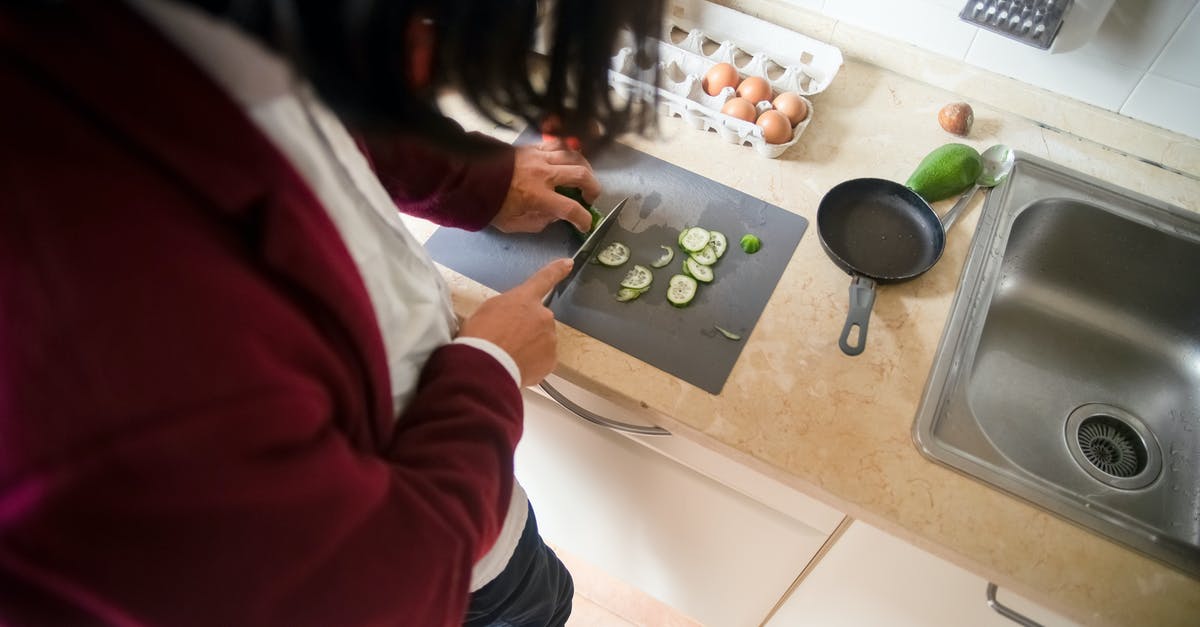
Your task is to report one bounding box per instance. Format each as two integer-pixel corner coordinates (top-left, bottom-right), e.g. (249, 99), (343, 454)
(740, 234), (762, 254)
(616, 287), (644, 302)
(678, 227), (711, 253)
(683, 257), (713, 283)
(619, 264), (653, 290)
(650, 245), (675, 268)
(596, 242), (630, 267)
(714, 325), (742, 341)
(583, 206), (602, 235)
(690, 245), (718, 266)
(667, 274), (698, 307)
(709, 231), (728, 258)
(556, 186), (599, 240)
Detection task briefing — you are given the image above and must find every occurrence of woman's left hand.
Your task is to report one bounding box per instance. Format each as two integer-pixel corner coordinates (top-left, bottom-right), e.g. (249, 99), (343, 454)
(490, 142), (599, 233)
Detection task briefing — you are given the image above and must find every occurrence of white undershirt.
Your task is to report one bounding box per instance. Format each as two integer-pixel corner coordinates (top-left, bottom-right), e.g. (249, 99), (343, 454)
(129, 0), (528, 591)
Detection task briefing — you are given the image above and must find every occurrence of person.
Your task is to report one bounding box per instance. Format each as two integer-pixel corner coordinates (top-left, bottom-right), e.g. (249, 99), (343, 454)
(0, 0), (662, 625)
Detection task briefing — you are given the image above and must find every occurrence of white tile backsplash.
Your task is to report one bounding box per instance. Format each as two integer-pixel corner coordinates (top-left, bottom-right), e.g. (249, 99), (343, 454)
(1087, 0), (1197, 70)
(1121, 73), (1200, 138)
(783, 0), (826, 10)
(965, 29), (1144, 110)
(821, 0), (979, 59)
(1149, 1), (1200, 85)
(773, 0), (1200, 139)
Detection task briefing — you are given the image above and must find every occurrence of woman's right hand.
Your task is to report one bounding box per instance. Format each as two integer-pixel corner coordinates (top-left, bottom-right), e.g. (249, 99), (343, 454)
(457, 258), (573, 387)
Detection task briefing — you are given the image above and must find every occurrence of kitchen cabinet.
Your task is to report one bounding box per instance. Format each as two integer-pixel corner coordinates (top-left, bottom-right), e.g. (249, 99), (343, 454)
(532, 375), (845, 533)
(515, 386), (842, 627)
(764, 521), (1081, 627)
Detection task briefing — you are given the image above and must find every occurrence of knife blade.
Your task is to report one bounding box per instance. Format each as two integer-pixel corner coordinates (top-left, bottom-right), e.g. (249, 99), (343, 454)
(542, 196), (631, 307)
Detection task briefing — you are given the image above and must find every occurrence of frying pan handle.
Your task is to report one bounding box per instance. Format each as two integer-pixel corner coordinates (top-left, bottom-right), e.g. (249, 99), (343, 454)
(941, 183), (981, 232)
(839, 276), (877, 356)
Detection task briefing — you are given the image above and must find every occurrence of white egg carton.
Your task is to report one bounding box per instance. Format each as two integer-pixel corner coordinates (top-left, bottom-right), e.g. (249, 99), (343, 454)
(608, 47), (808, 159)
(666, 0), (843, 94)
(608, 0), (843, 159)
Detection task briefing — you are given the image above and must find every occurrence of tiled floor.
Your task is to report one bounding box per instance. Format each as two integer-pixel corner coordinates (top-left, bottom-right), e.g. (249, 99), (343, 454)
(554, 544), (702, 627)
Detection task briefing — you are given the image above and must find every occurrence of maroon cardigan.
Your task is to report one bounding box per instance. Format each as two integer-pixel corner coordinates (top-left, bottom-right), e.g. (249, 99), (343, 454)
(0, 3), (525, 625)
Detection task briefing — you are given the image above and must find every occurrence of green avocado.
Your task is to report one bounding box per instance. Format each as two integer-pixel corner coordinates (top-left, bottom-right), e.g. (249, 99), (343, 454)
(905, 143), (983, 203)
(555, 185), (601, 238)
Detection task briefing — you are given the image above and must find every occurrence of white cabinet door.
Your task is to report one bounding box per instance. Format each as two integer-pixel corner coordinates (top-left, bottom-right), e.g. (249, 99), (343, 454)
(765, 521), (1082, 627)
(532, 375), (844, 535)
(516, 390), (833, 627)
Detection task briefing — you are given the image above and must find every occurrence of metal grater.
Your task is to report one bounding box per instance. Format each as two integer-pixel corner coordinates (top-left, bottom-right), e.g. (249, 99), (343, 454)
(959, 0), (1074, 50)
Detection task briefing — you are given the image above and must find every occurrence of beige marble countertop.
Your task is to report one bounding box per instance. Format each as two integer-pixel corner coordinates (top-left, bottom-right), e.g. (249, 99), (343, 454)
(419, 54), (1200, 627)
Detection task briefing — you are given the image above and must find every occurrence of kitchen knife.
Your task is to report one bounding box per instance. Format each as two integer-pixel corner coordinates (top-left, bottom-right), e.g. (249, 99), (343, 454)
(542, 196), (631, 307)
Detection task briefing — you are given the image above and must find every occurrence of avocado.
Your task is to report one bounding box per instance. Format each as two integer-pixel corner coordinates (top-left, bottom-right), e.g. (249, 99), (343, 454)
(905, 143), (983, 203)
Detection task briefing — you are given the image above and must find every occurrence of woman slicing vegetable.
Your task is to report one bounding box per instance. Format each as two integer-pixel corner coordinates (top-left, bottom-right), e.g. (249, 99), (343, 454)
(0, 1), (662, 625)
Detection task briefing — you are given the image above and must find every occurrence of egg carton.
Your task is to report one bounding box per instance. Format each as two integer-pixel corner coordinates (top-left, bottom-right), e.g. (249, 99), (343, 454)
(610, 45), (810, 159)
(608, 2), (842, 159)
(666, 0), (843, 95)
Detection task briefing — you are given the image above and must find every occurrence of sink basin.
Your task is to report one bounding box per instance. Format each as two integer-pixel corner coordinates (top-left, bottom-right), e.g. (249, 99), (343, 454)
(914, 152), (1200, 576)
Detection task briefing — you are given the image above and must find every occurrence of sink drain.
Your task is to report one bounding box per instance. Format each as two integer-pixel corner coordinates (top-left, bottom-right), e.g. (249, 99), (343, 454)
(1078, 417), (1142, 477)
(1065, 404), (1161, 490)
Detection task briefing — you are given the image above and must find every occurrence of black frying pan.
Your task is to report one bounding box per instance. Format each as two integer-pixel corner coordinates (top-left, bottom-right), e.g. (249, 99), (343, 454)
(817, 178), (947, 356)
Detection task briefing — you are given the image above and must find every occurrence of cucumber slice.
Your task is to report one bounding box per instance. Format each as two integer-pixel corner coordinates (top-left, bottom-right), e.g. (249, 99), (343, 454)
(667, 274), (698, 307)
(740, 234), (762, 254)
(616, 287), (644, 302)
(709, 231), (728, 258)
(619, 264), (653, 290)
(690, 245), (718, 266)
(683, 257), (713, 283)
(650, 245), (675, 269)
(596, 242), (630, 267)
(679, 227), (711, 253)
(714, 325), (742, 341)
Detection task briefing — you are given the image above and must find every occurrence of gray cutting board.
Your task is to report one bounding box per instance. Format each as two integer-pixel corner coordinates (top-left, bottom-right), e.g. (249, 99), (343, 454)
(425, 129), (807, 394)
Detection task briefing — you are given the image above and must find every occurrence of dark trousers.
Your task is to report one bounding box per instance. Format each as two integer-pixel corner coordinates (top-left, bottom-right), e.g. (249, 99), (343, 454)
(463, 504), (574, 627)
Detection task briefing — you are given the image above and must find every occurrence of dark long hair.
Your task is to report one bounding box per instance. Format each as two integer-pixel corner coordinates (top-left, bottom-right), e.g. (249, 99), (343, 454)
(188, 0), (663, 150)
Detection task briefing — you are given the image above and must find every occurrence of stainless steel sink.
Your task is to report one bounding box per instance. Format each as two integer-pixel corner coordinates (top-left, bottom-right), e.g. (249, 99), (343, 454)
(914, 152), (1200, 577)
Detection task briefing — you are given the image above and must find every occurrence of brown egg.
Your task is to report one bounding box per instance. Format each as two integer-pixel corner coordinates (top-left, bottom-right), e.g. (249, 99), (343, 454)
(703, 63), (739, 97)
(720, 97), (757, 123)
(736, 76), (773, 104)
(756, 110), (793, 144)
(772, 92), (809, 125)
